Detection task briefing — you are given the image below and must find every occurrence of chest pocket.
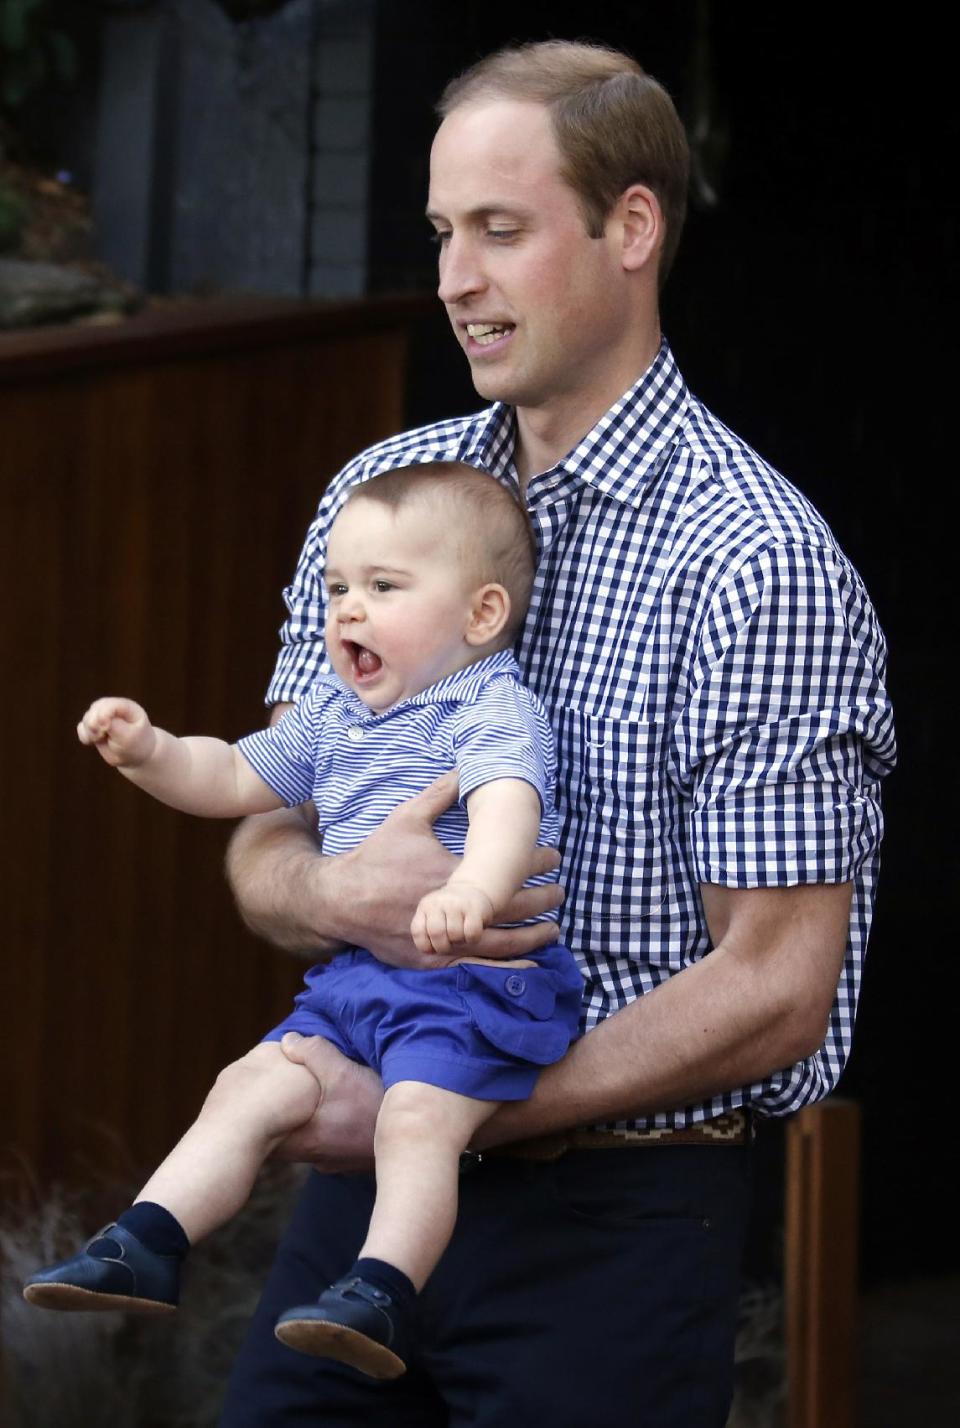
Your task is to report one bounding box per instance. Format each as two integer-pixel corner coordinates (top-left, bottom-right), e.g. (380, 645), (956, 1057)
(555, 706), (677, 919)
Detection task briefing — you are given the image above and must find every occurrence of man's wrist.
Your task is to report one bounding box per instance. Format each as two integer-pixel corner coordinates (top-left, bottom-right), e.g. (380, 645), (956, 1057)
(227, 808), (342, 955)
(278, 847), (345, 955)
(474, 1056), (586, 1149)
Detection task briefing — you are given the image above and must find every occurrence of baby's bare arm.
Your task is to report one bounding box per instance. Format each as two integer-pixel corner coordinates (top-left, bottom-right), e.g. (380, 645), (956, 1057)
(411, 778), (543, 955)
(78, 696), (284, 818)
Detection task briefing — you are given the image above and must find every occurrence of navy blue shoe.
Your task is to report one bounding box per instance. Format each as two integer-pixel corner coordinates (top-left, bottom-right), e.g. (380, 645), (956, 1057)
(274, 1275), (408, 1378)
(22, 1223), (180, 1314)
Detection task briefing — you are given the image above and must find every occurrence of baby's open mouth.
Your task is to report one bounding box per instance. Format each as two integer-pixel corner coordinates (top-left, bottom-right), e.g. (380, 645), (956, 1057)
(342, 640), (382, 678)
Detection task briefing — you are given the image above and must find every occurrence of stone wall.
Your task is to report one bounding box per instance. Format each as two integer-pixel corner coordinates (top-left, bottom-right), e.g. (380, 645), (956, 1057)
(94, 0), (374, 298)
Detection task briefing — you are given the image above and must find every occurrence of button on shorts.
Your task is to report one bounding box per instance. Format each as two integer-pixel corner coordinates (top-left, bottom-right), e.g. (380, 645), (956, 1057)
(262, 942), (583, 1100)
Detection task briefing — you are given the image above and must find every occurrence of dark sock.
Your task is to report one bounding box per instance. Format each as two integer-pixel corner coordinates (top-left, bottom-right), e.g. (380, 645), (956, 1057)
(353, 1257), (416, 1309)
(115, 1202), (191, 1258)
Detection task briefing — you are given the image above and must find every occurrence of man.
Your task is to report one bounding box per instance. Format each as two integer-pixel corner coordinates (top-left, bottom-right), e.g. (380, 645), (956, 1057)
(219, 40), (895, 1427)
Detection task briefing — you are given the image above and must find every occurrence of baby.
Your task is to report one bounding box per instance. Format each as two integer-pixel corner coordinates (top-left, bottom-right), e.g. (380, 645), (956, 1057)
(24, 462), (583, 1380)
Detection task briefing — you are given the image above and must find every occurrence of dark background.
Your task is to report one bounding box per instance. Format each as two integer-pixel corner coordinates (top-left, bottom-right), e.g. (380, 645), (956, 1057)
(6, 0), (955, 1289)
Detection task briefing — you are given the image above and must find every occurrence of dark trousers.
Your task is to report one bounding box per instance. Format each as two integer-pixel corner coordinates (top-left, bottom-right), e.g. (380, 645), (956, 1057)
(219, 1143), (753, 1427)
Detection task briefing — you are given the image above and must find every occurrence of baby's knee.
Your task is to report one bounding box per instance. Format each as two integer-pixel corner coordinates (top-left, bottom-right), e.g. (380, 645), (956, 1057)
(375, 1081), (466, 1152)
(204, 1044), (320, 1131)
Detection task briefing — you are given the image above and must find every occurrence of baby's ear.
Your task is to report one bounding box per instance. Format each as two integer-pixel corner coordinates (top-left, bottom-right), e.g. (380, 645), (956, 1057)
(465, 583), (510, 646)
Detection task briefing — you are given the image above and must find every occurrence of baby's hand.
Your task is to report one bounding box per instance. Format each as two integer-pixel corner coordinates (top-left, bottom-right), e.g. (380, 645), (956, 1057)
(411, 883), (495, 956)
(77, 697), (157, 768)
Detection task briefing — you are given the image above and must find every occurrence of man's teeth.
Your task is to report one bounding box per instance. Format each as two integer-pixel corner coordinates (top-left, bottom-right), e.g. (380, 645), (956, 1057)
(467, 323), (510, 346)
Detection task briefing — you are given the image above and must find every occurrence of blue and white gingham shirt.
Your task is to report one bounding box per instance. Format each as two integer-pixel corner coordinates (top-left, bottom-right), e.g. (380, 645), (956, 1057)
(266, 340), (896, 1129)
(241, 650), (559, 922)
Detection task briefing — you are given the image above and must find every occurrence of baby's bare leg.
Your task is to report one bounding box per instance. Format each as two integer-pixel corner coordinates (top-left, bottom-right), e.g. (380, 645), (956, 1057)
(135, 1042), (322, 1243)
(359, 1081), (499, 1290)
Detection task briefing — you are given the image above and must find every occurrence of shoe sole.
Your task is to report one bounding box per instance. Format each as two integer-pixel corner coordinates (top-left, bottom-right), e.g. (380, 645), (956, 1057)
(273, 1318), (406, 1378)
(23, 1283), (177, 1314)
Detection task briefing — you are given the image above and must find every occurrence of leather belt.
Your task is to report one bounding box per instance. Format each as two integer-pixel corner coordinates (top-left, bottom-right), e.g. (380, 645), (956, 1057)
(466, 1110), (750, 1167)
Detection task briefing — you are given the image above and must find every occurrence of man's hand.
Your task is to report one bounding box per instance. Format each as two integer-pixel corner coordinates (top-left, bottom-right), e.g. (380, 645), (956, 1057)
(411, 881), (494, 956)
(227, 769), (562, 965)
(328, 771), (563, 968)
(273, 1032), (382, 1171)
(78, 697), (156, 768)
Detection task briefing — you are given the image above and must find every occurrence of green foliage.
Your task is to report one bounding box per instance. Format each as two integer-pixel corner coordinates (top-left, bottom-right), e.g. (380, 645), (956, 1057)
(0, 0), (77, 112)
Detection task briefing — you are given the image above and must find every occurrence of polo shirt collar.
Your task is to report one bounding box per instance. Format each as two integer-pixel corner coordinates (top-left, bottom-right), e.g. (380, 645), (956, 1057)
(333, 649), (520, 722)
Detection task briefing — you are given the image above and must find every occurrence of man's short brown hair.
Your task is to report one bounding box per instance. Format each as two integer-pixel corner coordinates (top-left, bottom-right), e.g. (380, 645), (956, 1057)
(437, 39), (690, 284)
(346, 463), (537, 643)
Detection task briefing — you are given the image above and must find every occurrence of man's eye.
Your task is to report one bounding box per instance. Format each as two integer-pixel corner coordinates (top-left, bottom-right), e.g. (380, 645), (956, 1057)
(487, 229), (518, 242)
(429, 230), (451, 247)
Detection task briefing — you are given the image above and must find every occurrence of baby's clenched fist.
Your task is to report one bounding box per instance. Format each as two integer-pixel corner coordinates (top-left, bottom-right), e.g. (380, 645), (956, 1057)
(77, 697), (156, 768)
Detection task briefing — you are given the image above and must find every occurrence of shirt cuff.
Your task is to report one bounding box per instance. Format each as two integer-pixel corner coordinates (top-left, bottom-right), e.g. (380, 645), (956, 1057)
(237, 729), (314, 808)
(691, 781), (883, 887)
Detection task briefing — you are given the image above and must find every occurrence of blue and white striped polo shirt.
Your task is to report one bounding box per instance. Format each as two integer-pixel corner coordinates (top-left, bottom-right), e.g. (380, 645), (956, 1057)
(241, 650), (560, 922)
(265, 339), (896, 1129)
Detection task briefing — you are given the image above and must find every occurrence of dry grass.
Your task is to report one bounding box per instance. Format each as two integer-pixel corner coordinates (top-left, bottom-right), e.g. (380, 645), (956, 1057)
(0, 1167), (305, 1428)
(728, 1283), (786, 1428)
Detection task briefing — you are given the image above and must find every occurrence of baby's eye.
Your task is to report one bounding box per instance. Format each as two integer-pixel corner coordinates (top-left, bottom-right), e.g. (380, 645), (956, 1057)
(373, 580), (394, 593)
(327, 582), (348, 597)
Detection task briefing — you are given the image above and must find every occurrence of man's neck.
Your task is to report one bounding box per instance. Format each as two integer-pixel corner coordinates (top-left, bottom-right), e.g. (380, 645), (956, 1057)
(513, 326), (662, 491)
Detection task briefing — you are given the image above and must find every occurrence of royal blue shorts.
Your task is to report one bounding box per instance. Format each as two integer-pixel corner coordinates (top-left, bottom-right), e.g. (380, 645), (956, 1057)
(262, 943), (583, 1101)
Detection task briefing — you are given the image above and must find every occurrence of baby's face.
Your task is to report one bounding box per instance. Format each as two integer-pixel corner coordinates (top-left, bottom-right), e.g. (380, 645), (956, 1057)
(324, 497), (480, 711)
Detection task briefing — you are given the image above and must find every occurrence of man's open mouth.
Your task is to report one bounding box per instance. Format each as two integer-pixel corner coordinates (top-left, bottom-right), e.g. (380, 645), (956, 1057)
(342, 640), (383, 678)
(466, 322), (513, 347)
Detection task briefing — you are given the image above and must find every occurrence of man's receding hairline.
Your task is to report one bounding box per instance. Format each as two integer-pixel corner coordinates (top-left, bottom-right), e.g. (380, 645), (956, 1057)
(433, 39), (689, 282)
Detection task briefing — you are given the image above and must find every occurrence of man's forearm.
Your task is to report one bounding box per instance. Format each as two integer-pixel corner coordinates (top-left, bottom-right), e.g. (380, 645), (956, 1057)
(479, 883), (849, 1146)
(226, 806), (342, 957)
(479, 948), (779, 1145)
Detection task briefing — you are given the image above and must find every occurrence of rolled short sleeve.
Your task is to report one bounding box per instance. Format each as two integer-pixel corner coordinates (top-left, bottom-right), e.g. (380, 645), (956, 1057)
(264, 503), (335, 708)
(673, 541), (896, 888)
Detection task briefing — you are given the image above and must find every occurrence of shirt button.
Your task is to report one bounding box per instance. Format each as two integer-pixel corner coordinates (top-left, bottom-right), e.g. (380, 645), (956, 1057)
(505, 975), (526, 996)
(346, 726), (364, 743)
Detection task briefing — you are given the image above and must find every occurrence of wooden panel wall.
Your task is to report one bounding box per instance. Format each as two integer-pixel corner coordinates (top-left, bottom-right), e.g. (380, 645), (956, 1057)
(785, 1099), (861, 1428)
(0, 297), (427, 1191)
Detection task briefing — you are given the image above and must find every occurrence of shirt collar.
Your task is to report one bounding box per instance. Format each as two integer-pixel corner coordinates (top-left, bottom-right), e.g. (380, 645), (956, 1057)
(553, 338), (689, 505)
(458, 403), (517, 480)
(459, 339), (689, 508)
(333, 649), (520, 722)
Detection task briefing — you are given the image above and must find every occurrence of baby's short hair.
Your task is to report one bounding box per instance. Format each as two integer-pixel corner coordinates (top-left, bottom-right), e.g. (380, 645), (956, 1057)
(345, 462), (537, 641)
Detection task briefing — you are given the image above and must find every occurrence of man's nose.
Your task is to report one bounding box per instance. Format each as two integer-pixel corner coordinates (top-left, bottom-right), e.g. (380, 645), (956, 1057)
(437, 233), (485, 305)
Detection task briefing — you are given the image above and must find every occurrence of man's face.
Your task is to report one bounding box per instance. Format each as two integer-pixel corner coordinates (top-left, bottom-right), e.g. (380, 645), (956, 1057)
(324, 498), (480, 713)
(427, 98), (633, 423)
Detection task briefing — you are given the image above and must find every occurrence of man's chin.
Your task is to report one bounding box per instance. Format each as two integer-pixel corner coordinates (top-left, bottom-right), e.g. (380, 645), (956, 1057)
(467, 364), (524, 407)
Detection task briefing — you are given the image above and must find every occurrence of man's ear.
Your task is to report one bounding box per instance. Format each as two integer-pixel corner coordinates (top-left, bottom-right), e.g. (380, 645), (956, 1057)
(614, 184), (662, 273)
(465, 583), (511, 646)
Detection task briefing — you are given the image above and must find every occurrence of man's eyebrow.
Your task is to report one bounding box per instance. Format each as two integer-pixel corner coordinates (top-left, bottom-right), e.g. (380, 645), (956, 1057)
(425, 204), (534, 225)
